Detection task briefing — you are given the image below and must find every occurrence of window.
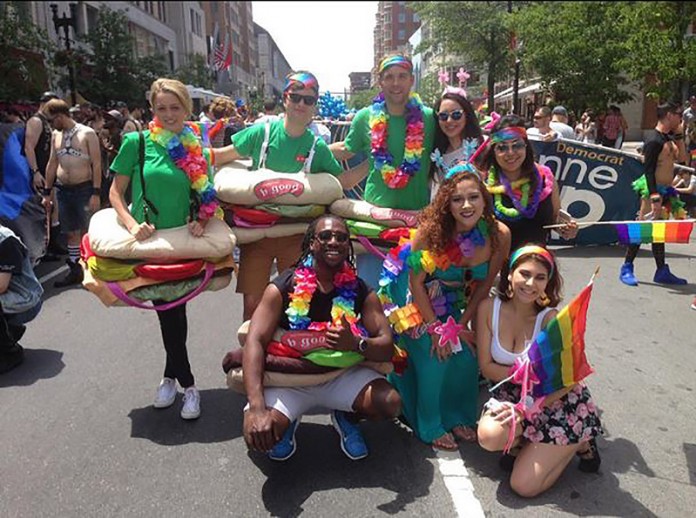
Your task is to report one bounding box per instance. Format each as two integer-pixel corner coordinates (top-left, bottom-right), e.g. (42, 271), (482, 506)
(413, 13), (420, 23)
(398, 13), (405, 23)
(398, 29), (405, 40)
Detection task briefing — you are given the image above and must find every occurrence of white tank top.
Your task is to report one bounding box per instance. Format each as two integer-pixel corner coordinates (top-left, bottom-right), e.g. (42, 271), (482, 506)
(491, 297), (555, 366)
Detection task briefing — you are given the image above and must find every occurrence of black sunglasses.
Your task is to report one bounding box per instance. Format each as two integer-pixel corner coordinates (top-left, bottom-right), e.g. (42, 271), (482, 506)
(287, 93), (318, 106)
(315, 230), (349, 243)
(437, 110), (464, 122)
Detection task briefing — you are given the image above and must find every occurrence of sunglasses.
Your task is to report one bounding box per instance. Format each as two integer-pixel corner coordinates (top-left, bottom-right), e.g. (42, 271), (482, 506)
(437, 110), (464, 122)
(315, 230), (349, 244)
(494, 141), (526, 154)
(533, 115), (547, 120)
(287, 93), (318, 106)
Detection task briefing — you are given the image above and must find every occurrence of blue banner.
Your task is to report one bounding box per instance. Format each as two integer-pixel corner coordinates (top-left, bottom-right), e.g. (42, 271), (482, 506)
(531, 140), (643, 245)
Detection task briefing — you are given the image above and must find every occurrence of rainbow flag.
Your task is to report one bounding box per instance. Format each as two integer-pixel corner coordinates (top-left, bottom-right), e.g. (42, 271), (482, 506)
(615, 220), (693, 245)
(528, 273), (596, 397)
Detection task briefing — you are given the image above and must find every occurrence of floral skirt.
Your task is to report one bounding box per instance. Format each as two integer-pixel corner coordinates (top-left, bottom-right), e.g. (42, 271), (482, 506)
(491, 383), (603, 446)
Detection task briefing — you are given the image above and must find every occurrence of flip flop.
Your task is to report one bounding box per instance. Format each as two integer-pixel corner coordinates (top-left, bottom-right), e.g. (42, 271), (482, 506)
(452, 425), (478, 443)
(431, 433), (459, 451)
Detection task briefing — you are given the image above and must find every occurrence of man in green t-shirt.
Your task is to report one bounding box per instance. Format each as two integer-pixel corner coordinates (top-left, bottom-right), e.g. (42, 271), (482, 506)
(330, 55), (436, 286)
(224, 71), (346, 320)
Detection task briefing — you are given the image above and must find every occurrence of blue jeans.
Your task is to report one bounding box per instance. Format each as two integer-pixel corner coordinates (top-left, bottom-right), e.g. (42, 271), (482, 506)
(57, 182), (92, 233)
(4, 301), (42, 326)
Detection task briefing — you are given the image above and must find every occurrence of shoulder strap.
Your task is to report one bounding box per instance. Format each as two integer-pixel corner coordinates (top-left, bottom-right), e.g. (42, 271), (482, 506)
(138, 131), (158, 223)
(258, 120), (271, 169)
(303, 135), (319, 173)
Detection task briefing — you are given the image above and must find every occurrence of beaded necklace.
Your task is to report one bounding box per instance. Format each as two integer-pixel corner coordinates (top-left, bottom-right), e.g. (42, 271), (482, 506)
(286, 256), (359, 332)
(148, 119), (223, 220)
(486, 165), (554, 221)
(369, 92), (425, 189)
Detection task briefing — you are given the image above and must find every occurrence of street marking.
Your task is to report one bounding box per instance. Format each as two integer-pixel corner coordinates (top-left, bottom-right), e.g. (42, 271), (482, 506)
(39, 265), (68, 284)
(436, 450), (485, 518)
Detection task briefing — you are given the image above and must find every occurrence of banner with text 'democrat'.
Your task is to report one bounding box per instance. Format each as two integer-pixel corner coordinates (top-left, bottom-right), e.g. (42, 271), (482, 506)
(532, 140), (642, 245)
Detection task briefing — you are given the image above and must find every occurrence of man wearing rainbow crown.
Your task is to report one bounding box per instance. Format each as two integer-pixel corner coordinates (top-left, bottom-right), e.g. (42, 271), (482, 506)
(223, 71), (346, 320)
(331, 55), (436, 287)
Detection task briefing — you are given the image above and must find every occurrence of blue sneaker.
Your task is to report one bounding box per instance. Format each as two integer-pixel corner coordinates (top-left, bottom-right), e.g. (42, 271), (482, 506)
(331, 410), (368, 460)
(268, 419), (299, 461)
(653, 265), (687, 285)
(619, 263), (638, 286)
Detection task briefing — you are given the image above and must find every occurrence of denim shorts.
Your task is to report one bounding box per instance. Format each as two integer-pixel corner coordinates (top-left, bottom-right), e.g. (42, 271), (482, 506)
(56, 182), (93, 232)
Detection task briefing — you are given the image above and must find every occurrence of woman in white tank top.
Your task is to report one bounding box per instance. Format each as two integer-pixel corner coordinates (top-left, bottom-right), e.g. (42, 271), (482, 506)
(475, 245), (603, 498)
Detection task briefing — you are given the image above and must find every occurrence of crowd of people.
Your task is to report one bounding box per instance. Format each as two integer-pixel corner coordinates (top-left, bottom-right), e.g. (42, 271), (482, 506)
(1, 53), (694, 500)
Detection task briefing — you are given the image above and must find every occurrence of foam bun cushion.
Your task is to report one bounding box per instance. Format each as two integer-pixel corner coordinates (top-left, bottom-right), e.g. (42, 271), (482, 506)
(330, 199), (419, 228)
(215, 167), (343, 206)
(88, 208), (235, 260)
(232, 223), (308, 245)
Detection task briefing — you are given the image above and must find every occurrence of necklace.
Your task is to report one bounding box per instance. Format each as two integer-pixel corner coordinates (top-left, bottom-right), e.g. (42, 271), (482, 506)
(369, 92), (426, 189)
(286, 256), (359, 331)
(148, 119), (223, 221)
(487, 165), (554, 221)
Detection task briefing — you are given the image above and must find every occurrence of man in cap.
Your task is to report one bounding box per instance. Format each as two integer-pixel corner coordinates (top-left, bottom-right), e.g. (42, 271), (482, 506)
(550, 105), (576, 140)
(329, 54), (436, 287)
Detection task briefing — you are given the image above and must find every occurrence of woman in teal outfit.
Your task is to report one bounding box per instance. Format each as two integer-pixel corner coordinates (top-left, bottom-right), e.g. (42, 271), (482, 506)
(379, 167), (510, 450)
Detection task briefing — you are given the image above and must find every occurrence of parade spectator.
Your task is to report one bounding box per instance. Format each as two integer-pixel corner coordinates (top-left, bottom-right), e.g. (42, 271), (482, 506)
(0, 223), (43, 374)
(199, 103), (213, 124)
(24, 91), (64, 259)
(241, 214), (401, 461)
(209, 97), (236, 148)
(430, 88), (483, 193)
(255, 98), (280, 125)
(99, 110), (124, 205)
(477, 245), (602, 497)
(673, 169), (696, 217)
(526, 106), (558, 142)
(381, 168), (510, 450)
(574, 111), (597, 144)
(602, 105), (627, 149)
(329, 54), (436, 287)
(117, 101), (143, 134)
(549, 106), (576, 140)
(683, 96), (696, 168)
(108, 78), (240, 420)
(619, 101), (688, 286)
(41, 99), (101, 287)
(223, 71), (349, 320)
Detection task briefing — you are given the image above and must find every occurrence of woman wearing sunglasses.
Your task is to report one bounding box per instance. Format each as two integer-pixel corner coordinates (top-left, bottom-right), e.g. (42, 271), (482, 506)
(379, 167), (510, 450)
(431, 89), (484, 194)
(479, 115), (577, 295)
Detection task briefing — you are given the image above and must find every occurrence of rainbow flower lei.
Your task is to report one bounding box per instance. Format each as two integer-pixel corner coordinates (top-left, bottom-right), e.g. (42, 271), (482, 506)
(286, 256), (360, 333)
(369, 92), (425, 189)
(148, 118), (223, 221)
(486, 165), (554, 221)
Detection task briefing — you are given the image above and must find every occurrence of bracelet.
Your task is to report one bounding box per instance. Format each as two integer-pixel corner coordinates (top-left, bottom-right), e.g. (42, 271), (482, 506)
(674, 134), (684, 141)
(41, 187), (52, 195)
(92, 187), (101, 195)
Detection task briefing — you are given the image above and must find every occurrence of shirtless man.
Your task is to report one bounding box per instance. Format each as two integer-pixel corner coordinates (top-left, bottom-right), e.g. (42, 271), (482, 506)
(41, 99), (101, 287)
(620, 101), (687, 286)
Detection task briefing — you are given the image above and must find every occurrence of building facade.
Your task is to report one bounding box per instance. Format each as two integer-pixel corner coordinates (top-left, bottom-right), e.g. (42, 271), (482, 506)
(372, 1), (420, 82)
(254, 22), (292, 102)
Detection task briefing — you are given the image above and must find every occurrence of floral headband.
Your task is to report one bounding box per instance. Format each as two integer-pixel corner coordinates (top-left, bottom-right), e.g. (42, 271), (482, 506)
(509, 245), (555, 276)
(491, 127), (528, 143)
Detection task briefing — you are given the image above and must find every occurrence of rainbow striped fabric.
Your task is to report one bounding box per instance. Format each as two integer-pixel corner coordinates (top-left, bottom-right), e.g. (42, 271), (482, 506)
(528, 277), (595, 397)
(615, 220), (693, 245)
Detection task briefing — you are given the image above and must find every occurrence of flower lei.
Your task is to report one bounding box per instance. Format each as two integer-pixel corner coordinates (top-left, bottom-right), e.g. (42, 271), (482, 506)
(286, 256), (360, 332)
(369, 92), (426, 189)
(148, 119), (223, 221)
(486, 165), (554, 221)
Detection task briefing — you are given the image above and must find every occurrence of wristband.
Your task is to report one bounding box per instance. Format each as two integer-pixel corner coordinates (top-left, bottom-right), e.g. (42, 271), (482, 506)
(650, 195), (661, 203)
(92, 187), (101, 195)
(41, 187), (52, 196)
(32, 169), (41, 176)
(674, 134), (684, 141)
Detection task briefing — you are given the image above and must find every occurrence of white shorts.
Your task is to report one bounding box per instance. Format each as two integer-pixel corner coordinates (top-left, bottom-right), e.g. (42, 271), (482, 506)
(245, 366), (384, 422)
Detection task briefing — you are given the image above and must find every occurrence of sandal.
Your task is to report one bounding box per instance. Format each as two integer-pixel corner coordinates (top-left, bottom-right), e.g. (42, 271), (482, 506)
(577, 438), (601, 473)
(431, 433), (459, 451)
(451, 425), (478, 443)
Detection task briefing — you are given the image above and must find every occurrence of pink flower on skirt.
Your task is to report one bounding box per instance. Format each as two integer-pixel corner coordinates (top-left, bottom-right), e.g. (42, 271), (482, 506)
(567, 391), (579, 405)
(576, 403), (589, 419)
(524, 427), (544, 443)
(566, 413), (578, 427)
(582, 428), (595, 441)
(572, 420), (584, 436)
(548, 426), (565, 439)
(555, 434), (569, 446)
(586, 400), (597, 414)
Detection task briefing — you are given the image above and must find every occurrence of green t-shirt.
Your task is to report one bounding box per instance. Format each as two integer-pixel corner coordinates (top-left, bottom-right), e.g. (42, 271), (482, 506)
(231, 119), (343, 175)
(344, 104), (435, 210)
(110, 131), (212, 229)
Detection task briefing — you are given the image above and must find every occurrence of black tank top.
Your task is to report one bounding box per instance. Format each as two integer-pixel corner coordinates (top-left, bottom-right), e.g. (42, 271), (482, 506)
(33, 113), (52, 175)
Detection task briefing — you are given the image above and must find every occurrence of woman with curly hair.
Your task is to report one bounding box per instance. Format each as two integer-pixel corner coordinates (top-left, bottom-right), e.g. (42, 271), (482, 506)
(380, 166), (510, 449)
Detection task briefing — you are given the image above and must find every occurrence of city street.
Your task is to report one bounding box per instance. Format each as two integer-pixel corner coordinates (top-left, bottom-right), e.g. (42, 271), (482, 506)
(1, 241), (695, 517)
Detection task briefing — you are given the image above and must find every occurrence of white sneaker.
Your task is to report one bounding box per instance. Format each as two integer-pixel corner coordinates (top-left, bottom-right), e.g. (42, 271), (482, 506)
(153, 378), (177, 408)
(181, 386), (201, 420)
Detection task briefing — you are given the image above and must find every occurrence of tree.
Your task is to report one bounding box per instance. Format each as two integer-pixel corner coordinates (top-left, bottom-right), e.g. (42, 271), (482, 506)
(0, 3), (56, 102)
(348, 88), (380, 110)
(619, 1), (696, 102)
(134, 54), (171, 104)
(511, 1), (634, 116)
(410, 1), (512, 113)
(175, 54), (214, 90)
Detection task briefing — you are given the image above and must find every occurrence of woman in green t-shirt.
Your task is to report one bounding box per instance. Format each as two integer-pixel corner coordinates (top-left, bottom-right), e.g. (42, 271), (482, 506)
(109, 78), (240, 421)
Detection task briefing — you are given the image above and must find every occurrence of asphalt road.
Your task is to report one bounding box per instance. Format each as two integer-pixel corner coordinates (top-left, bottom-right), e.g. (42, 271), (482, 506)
(2, 241), (695, 517)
